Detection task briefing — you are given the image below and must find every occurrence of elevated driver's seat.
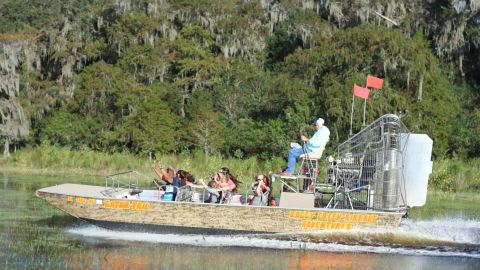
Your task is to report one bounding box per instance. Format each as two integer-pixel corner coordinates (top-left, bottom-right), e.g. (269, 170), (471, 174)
(297, 146), (326, 191)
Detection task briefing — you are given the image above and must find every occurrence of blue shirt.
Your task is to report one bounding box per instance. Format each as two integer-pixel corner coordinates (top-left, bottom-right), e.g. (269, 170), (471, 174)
(172, 176), (187, 188)
(306, 126), (330, 152)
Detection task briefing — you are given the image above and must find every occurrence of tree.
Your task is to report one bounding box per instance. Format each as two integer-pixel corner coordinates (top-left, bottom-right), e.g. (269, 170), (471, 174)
(190, 109), (225, 155)
(265, 22), (302, 70)
(119, 41), (172, 84)
(283, 25), (458, 155)
(0, 0), (92, 33)
(123, 94), (180, 155)
(71, 61), (132, 129)
(0, 0), (478, 160)
(0, 98), (29, 157)
(38, 111), (101, 149)
(106, 13), (162, 56)
(186, 92), (225, 155)
(170, 27), (224, 117)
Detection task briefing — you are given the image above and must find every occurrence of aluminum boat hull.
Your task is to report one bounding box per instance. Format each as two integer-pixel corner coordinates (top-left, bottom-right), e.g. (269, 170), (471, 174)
(36, 183), (403, 234)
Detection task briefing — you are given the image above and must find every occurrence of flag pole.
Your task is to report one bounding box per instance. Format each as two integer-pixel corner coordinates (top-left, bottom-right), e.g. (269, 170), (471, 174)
(363, 98), (367, 126)
(363, 87), (368, 126)
(363, 80), (369, 126)
(350, 94), (355, 136)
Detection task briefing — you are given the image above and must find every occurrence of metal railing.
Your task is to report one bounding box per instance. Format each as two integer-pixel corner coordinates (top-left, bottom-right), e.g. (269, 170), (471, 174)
(103, 171), (146, 197)
(323, 114), (409, 212)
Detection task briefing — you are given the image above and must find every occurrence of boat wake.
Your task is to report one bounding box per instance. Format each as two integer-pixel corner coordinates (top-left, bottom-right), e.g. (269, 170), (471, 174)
(66, 218), (480, 258)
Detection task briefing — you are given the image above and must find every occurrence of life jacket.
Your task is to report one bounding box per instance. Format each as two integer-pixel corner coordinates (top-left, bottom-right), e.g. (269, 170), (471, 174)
(163, 185), (177, 201)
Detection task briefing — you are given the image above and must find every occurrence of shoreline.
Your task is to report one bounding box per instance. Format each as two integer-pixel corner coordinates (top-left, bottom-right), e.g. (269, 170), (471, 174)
(1, 144), (479, 192)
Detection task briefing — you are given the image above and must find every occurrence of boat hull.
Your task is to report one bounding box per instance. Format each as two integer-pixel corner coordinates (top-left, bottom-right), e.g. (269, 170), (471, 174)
(36, 184), (403, 234)
(83, 219), (266, 234)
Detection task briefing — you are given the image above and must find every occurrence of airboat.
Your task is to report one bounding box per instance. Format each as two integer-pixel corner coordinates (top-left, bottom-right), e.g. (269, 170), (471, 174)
(36, 114), (433, 233)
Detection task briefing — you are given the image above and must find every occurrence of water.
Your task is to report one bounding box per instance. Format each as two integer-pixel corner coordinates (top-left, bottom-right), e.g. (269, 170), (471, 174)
(1, 173), (479, 269)
(68, 219), (480, 257)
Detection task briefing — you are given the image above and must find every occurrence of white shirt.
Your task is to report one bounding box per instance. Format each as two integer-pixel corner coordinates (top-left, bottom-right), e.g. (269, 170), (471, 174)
(306, 126), (330, 152)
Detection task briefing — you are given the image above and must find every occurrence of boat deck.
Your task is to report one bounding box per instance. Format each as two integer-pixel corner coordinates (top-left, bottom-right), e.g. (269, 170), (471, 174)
(37, 184), (109, 198)
(38, 183), (180, 202)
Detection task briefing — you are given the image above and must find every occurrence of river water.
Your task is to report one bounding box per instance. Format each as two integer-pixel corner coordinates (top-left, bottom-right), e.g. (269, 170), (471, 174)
(1, 174), (479, 269)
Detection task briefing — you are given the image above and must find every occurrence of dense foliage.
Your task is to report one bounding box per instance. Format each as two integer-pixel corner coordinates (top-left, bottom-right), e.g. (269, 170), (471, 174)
(0, 0), (479, 160)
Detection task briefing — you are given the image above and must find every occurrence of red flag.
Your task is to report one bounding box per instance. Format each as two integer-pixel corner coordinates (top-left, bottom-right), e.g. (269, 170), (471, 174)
(353, 84), (370, 99)
(366, 75), (384, 89)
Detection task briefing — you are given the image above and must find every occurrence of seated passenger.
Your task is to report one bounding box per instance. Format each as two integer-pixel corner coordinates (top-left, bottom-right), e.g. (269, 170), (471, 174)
(186, 168), (239, 203)
(152, 162), (195, 188)
(187, 179), (221, 203)
(252, 174), (270, 196)
(205, 180), (221, 203)
(248, 174), (271, 206)
(151, 162), (174, 187)
(216, 167), (241, 193)
(176, 169), (196, 187)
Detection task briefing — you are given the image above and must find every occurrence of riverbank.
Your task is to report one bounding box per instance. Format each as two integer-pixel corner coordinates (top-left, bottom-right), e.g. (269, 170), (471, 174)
(1, 144), (479, 192)
(0, 144), (285, 191)
(408, 190), (480, 219)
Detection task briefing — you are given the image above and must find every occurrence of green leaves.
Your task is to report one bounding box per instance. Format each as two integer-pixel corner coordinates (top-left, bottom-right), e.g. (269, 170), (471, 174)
(125, 94), (180, 154)
(72, 61), (125, 126)
(0, 0), (92, 32)
(2, 0), (478, 161)
(119, 42), (171, 84)
(265, 23), (301, 70)
(107, 13), (162, 54)
(39, 111), (102, 149)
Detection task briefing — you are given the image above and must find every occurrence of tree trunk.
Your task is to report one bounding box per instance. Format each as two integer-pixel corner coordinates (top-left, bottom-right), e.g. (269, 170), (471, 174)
(459, 54), (465, 79)
(179, 96), (184, 118)
(180, 86), (188, 118)
(407, 70), (410, 90)
(3, 138), (10, 157)
(204, 126), (210, 155)
(418, 74), (424, 101)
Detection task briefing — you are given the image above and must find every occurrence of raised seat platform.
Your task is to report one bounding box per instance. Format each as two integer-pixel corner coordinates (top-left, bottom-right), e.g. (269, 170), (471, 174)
(271, 173), (313, 193)
(299, 147), (325, 160)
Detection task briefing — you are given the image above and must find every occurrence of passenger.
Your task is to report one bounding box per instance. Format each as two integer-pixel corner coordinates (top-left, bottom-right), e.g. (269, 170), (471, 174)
(248, 174), (271, 206)
(193, 172), (235, 203)
(175, 169), (196, 187)
(187, 179), (221, 203)
(217, 167), (241, 193)
(185, 172), (226, 190)
(185, 168), (239, 203)
(152, 162), (195, 188)
(281, 117), (330, 176)
(205, 180), (221, 203)
(212, 171), (236, 193)
(152, 162), (196, 201)
(252, 174), (270, 196)
(151, 162), (174, 187)
(186, 171), (196, 184)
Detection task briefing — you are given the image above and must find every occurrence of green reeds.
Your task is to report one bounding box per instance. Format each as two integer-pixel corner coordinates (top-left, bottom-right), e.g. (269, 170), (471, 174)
(407, 190), (480, 219)
(1, 144), (146, 176)
(0, 187), (85, 269)
(0, 145), (286, 192)
(429, 157), (480, 192)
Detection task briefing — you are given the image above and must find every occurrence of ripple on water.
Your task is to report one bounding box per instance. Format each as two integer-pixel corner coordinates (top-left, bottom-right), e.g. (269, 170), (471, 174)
(66, 218), (480, 259)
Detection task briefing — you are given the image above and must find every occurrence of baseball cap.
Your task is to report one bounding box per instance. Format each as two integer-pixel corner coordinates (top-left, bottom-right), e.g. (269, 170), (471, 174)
(311, 118), (324, 126)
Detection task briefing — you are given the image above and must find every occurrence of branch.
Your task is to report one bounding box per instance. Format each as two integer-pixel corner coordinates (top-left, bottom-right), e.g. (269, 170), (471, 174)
(374, 11), (399, 27)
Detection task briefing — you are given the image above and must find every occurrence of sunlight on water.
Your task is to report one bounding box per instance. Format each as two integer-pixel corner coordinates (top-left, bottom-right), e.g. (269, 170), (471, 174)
(67, 218), (480, 259)
(400, 218), (480, 244)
